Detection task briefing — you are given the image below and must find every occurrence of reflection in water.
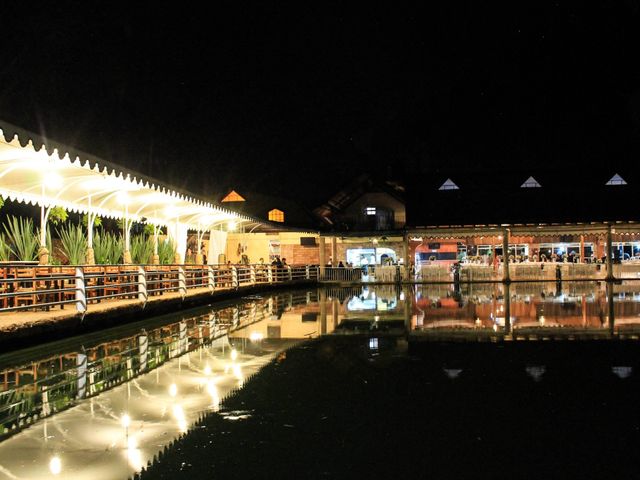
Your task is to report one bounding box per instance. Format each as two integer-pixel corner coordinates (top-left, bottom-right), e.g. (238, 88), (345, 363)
(525, 365), (546, 382)
(409, 281), (640, 337)
(324, 281), (640, 338)
(0, 290), (319, 480)
(443, 368), (463, 379)
(612, 366), (633, 379)
(2, 283), (640, 478)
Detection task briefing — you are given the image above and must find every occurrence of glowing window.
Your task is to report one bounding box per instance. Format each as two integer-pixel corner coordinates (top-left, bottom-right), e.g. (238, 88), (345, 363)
(439, 178), (459, 190)
(268, 209), (284, 222)
(221, 190), (246, 202)
(365, 207), (376, 216)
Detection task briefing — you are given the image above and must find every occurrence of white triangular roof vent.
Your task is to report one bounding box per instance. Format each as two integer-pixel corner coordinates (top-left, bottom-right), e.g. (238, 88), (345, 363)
(439, 178), (459, 190)
(606, 173), (627, 186)
(521, 176), (541, 188)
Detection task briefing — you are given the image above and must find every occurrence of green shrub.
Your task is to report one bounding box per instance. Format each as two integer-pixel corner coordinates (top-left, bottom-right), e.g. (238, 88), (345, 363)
(81, 214), (102, 228)
(48, 206), (68, 226)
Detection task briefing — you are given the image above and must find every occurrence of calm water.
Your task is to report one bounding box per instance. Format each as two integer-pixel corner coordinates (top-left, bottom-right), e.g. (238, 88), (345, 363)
(1, 282), (640, 479)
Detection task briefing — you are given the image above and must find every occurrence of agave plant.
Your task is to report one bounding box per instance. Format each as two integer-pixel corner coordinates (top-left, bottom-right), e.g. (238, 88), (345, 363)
(93, 231), (123, 264)
(158, 238), (177, 264)
(0, 233), (10, 261)
(57, 224), (87, 265)
(3, 216), (39, 261)
(130, 235), (153, 264)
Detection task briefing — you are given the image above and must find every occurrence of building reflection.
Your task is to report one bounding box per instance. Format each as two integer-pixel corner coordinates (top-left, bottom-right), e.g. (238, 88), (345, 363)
(312, 281), (640, 338)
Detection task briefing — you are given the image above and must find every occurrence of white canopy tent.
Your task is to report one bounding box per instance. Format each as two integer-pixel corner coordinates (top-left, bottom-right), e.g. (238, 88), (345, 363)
(0, 123), (260, 264)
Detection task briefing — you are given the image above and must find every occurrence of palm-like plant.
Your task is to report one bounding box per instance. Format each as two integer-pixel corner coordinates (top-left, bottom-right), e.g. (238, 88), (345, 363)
(3, 216), (38, 261)
(57, 224), (87, 265)
(131, 235), (153, 264)
(158, 238), (177, 264)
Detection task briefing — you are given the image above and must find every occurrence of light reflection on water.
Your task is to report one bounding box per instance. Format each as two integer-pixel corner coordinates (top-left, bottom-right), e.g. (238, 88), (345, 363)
(0, 291), (318, 480)
(1, 282), (640, 478)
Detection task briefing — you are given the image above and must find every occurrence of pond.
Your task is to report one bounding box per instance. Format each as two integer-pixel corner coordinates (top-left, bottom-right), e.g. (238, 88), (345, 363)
(0, 282), (639, 479)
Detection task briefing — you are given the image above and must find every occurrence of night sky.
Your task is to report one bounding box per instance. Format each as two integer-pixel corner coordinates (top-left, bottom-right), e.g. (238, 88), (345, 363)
(1, 2), (639, 208)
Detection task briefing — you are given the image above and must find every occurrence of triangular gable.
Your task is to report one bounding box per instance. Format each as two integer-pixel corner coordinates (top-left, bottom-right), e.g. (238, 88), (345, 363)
(606, 173), (627, 186)
(221, 190), (246, 202)
(521, 176), (541, 188)
(438, 178), (459, 190)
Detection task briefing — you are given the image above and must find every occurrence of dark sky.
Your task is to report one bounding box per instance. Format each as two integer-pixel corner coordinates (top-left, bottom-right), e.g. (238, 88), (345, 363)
(1, 2), (640, 208)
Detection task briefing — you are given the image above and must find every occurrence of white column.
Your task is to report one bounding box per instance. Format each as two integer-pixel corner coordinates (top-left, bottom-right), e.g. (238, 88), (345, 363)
(137, 266), (147, 303)
(75, 267), (87, 314)
(178, 266), (187, 297)
(208, 265), (215, 291)
(231, 266), (238, 287)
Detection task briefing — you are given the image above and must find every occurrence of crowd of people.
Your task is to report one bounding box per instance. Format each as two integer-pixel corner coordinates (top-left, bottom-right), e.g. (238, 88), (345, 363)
(460, 251), (609, 266)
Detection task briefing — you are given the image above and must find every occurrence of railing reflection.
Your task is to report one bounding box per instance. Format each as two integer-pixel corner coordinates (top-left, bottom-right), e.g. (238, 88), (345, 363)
(0, 290), (318, 438)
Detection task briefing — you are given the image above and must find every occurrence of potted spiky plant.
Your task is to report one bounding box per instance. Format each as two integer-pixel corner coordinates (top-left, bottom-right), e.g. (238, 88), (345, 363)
(3, 216), (38, 262)
(57, 224), (87, 265)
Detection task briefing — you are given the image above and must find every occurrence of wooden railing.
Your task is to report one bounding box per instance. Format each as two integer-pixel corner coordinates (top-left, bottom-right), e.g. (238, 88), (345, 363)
(0, 263), (318, 314)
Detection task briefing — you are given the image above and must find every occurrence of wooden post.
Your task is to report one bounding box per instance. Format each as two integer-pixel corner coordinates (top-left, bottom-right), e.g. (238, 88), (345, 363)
(319, 288), (327, 334)
(606, 225), (615, 281)
(319, 237), (326, 278)
(331, 237), (337, 267)
(579, 234), (585, 263)
(403, 233), (410, 281)
(607, 280), (615, 336)
(504, 282), (511, 336)
(502, 229), (511, 283)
